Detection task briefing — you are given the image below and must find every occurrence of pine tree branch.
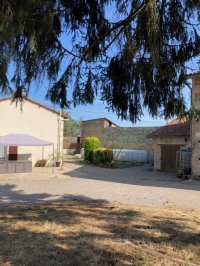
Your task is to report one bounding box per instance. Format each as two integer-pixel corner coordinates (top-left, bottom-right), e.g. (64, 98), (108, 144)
(79, 3), (147, 65)
(56, 39), (82, 59)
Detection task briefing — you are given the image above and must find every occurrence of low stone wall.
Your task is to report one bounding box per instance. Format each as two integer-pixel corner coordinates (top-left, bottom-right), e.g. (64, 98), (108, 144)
(63, 143), (81, 149)
(63, 137), (77, 143)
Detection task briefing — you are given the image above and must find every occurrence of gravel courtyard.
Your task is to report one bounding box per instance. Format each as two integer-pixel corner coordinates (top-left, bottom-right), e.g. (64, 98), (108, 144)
(0, 159), (200, 209)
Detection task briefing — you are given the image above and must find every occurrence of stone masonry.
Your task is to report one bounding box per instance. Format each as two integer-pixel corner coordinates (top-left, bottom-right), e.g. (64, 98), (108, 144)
(82, 118), (118, 146)
(104, 127), (158, 150)
(190, 74), (200, 178)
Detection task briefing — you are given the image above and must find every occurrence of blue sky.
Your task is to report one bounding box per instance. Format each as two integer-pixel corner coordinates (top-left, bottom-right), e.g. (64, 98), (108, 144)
(3, 51), (193, 128)
(4, 59), (192, 128)
(3, 2), (196, 128)
(2, 60), (172, 127)
(24, 81), (191, 128)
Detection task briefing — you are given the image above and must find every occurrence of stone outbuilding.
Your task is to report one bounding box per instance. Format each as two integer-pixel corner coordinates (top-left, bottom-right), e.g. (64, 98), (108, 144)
(147, 118), (190, 173)
(82, 118), (119, 146)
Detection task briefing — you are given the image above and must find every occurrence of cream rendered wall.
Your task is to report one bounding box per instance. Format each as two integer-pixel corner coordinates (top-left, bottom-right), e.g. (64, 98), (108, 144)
(0, 99), (63, 165)
(191, 76), (200, 178)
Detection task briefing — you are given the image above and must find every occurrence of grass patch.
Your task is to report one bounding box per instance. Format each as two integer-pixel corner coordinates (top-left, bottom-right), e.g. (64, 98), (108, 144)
(69, 157), (90, 164)
(0, 201), (200, 266)
(112, 161), (144, 168)
(70, 157), (144, 169)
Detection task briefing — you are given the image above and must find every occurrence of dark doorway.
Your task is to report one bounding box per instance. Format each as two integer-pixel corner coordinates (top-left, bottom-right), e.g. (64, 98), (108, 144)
(9, 146), (18, 160)
(161, 145), (180, 173)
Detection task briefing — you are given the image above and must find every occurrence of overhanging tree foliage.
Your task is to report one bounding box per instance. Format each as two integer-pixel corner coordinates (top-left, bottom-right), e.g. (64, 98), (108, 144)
(63, 112), (82, 137)
(0, 0), (200, 123)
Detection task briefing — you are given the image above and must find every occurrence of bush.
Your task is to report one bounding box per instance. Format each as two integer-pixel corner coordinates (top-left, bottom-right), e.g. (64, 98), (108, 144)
(93, 148), (103, 165)
(34, 159), (47, 167)
(84, 136), (101, 161)
(103, 148), (113, 164)
(93, 148), (113, 166)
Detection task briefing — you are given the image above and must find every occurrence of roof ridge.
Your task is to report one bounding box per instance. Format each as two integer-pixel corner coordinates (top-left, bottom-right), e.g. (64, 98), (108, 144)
(0, 96), (68, 119)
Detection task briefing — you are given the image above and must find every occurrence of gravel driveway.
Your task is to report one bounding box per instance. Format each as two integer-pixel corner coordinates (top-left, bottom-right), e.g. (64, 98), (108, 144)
(0, 160), (200, 209)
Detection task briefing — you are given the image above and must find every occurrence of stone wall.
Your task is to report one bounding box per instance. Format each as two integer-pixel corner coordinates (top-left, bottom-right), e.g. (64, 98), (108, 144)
(104, 127), (159, 150)
(191, 76), (200, 179)
(82, 119), (106, 146)
(63, 137), (82, 153)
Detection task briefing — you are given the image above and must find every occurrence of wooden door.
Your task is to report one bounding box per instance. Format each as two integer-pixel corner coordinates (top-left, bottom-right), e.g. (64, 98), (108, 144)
(161, 145), (180, 173)
(9, 146), (18, 160)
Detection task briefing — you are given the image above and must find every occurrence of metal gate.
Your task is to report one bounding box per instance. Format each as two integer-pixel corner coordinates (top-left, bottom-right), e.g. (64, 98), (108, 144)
(161, 145), (180, 173)
(176, 151), (191, 170)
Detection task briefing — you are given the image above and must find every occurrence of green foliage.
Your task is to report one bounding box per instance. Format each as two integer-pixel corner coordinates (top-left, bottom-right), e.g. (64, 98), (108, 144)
(84, 136), (101, 161)
(93, 148), (113, 166)
(63, 112), (82, 137)
(48, 149), (65, 163)
(0, 1), (200, 122)
(34, 159), (47, 167)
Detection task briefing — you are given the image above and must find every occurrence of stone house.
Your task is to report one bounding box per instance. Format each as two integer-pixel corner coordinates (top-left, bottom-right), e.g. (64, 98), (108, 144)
(147, 118), (190, 173)
(82, 118), (119, 146)
(147, 70), (200, 177)
(0, 96), (68, 165)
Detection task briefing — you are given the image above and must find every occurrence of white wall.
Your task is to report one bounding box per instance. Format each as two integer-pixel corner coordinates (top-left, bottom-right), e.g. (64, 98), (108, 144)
(0, 98), (64, 165)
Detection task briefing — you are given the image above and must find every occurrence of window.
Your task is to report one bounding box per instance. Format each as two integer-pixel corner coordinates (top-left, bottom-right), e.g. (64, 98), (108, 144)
(0, 146), (6, 159)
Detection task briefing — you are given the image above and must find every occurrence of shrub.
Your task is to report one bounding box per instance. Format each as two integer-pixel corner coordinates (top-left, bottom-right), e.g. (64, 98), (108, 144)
(34, 159), (47, 167)
(93, 148), (113, 166)
(88, 150), (94, 163)
(93, 148), (103, 165)
(84, 136), (101, 161)
(103, 148), (113, 164)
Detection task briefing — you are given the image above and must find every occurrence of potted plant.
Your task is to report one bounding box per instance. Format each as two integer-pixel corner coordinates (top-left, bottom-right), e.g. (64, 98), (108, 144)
(177, 169), (183, 179)
(48, 150), (65, 167)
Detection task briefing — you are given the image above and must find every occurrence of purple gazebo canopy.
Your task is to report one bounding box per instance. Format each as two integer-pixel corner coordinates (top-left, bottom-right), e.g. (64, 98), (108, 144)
(0, 134), (53, 146)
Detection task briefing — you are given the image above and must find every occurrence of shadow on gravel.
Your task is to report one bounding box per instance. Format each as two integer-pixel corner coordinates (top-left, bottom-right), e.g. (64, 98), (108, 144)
(0, 184), (101, 208)
(62, 161), (200, 192)
(0, 184), (54, 208)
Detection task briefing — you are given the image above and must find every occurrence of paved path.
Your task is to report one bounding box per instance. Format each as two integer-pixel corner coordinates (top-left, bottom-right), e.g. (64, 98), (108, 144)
(0, 160), (200, 209)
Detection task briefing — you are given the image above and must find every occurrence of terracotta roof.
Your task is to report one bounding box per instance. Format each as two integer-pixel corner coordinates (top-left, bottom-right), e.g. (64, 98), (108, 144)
(0, 96), (69, 119)
(147, 118), (190, 138)
(186, 70), (200, 78)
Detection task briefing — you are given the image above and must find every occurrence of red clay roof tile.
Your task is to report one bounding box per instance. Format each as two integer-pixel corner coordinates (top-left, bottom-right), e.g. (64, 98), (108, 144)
(147, 118), (190, 138)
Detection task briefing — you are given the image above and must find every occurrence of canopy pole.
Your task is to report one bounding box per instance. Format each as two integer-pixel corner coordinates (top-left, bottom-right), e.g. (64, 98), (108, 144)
(42, 146), (44, 169)
(52, 144), (54, 174)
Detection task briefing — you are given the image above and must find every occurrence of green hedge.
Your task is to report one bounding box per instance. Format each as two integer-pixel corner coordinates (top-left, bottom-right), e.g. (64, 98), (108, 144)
(84, 136), (101, 161)
(93, 148), (113, 165)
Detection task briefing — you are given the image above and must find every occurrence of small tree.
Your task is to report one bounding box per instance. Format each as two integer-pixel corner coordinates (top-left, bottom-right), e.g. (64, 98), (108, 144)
(63, 112), (82, 137)
(84, 136), (101, 161)
(48, 150), (65, 165)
